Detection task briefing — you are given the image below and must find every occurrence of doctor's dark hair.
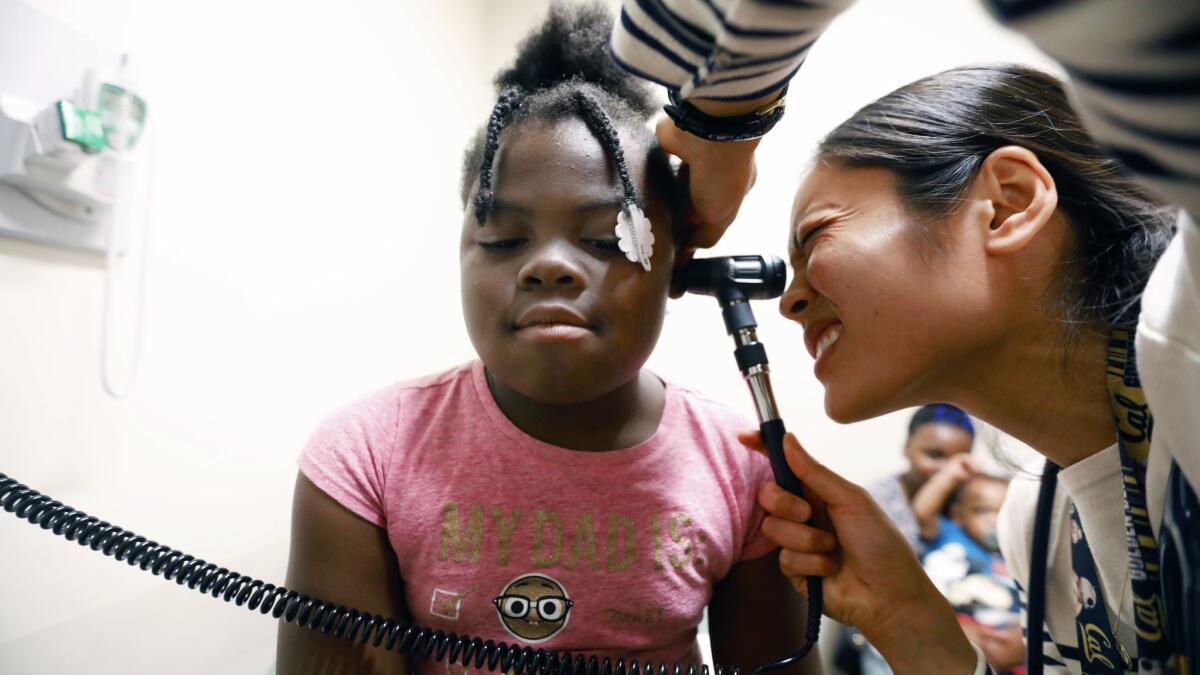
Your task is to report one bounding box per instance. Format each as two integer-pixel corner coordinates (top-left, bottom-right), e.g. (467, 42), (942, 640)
(817, 64), (1175, 330)
(459, 2), (681, 232)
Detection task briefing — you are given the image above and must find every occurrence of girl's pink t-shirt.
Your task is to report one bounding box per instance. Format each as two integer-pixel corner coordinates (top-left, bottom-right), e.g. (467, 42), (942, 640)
(300, 361), (776, 673)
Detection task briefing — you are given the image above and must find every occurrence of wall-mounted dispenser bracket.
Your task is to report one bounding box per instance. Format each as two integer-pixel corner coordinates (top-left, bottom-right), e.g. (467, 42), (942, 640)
(0, 93), (117, 254)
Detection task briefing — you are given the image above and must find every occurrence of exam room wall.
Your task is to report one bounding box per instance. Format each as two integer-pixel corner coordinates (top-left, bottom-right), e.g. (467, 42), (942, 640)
(0, 1), (1048, 672)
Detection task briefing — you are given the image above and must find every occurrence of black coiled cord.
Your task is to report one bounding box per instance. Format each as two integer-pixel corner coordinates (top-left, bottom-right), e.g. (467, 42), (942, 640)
(750, 579), (819, 675)
(1, 472), (750, 675)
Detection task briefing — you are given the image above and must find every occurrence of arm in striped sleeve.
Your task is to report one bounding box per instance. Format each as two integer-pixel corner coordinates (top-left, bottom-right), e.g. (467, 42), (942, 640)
(985, 0), (1200, 221)
(611, 0), (855, 101)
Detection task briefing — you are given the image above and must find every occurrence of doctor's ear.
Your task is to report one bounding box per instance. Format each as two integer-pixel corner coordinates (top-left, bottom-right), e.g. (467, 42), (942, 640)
(970, 145), (1058, 256)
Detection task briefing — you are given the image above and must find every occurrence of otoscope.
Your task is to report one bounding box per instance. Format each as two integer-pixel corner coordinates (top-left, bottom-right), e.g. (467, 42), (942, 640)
(0, 255), (820, 674)
(679, 255), (822, 671)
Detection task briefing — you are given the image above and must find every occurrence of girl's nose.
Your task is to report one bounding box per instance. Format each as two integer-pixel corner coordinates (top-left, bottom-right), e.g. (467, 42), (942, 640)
(518, 243), (584, 291)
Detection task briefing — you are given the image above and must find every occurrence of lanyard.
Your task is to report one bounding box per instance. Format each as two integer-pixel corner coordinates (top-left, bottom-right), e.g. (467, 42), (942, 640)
(1028, 328), (1174, 674)
(1068, 503), (1133, 672)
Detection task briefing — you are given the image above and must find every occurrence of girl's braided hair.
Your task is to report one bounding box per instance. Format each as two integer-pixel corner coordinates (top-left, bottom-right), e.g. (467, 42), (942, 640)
(460, 2), (681, 233)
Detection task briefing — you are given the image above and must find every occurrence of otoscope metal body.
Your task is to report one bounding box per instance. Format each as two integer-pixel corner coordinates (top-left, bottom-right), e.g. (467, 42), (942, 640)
(721, 292), (806, 499)
(738, 333), (780, 428)
(680, 255), (819, 668)
(728, 320), (805, 497)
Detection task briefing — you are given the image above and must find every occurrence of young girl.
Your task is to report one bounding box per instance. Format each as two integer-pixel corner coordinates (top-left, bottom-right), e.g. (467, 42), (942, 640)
(276, 5), (816, 675)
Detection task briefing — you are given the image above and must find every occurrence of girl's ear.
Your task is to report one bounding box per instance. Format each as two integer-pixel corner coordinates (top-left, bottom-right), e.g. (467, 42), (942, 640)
(969, 145), (1059, 257)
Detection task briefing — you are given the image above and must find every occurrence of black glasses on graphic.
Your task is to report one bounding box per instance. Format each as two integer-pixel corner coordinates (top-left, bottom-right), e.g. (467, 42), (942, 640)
(493, 595), (574, 620)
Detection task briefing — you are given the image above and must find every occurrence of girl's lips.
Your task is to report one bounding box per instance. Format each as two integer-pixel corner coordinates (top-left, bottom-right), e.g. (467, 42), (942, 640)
(515, 304), (592, 330)
(513, 304), (595, 342)
(516, 324), (592, 342)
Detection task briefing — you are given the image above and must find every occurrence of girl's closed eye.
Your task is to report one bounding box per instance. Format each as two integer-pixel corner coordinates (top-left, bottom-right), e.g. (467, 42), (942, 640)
(478, 237), (528, 251)
(583, 237), (622, 254)
(477, 203), (530, 251)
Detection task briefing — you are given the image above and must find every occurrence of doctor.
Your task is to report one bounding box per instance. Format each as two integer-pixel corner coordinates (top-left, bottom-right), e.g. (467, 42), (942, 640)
(611, 1), (1200, 673)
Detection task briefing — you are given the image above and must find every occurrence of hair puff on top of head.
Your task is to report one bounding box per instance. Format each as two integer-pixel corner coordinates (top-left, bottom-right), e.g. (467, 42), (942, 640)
(494, 1), (654, 117)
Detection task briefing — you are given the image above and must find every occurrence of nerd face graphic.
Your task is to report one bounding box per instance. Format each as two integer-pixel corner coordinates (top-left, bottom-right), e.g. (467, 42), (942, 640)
(492, 574), (574, 643)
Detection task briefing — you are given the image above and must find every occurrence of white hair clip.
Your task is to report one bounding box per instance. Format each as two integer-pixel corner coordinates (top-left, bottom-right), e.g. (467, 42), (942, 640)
(616, 203), (654, 272)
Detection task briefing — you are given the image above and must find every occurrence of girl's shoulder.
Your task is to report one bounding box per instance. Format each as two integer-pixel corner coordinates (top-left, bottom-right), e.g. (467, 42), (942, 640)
(664, 379), (755, 431)
(660, 377), (769, 475)
(297, 362), (480, 525)
(322, 361), (478, 426)
(302, 362), (478, 469)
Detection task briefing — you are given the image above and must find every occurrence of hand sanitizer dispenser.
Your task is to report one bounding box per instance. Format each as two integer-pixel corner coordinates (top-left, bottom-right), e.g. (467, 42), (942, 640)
(0, 1), (153, 398)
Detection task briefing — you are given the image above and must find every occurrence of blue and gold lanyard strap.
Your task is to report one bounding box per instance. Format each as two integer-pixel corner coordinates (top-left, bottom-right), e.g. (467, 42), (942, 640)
(1068, 327), (1174, 673)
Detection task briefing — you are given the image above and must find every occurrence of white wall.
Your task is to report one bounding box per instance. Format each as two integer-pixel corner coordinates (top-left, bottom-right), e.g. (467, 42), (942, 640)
(1, 1), (494, 671)
(0, 1), (1047, 672)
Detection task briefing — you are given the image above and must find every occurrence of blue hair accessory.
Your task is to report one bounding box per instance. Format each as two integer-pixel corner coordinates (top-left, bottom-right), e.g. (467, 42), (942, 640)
(909, 403), (974, 437)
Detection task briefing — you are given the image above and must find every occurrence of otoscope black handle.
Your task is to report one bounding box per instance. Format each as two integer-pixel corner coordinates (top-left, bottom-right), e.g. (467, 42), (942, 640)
(751, 419), (824, 675)
(761, 418), (804, 497)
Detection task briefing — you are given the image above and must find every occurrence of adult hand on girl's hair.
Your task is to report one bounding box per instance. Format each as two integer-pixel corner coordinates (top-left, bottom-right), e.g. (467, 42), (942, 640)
(656, 115), (759, 249)
(740, 431), (979, 675)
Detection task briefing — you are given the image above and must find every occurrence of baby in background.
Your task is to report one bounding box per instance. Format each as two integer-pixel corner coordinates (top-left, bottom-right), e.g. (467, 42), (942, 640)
(914, 457), (1020, 628)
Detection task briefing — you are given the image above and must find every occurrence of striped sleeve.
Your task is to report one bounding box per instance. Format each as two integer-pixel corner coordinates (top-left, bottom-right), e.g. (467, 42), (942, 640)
(984, 0), (1200, 220)
(611, 0), (855, 100)
(615, 0), (1200, 219)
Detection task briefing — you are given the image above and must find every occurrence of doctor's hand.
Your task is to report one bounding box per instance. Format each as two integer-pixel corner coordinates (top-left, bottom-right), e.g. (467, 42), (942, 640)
(656, 116), (759, 250)
(741, 431), (980, 675)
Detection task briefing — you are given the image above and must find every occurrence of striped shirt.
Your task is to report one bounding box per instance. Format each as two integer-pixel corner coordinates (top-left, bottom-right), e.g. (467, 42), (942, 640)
(611, 0), (852, 101)
(611, 0), (1200, 222)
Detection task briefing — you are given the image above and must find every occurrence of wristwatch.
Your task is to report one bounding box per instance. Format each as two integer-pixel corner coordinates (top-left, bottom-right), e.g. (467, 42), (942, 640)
(663, 87), (787, 142)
